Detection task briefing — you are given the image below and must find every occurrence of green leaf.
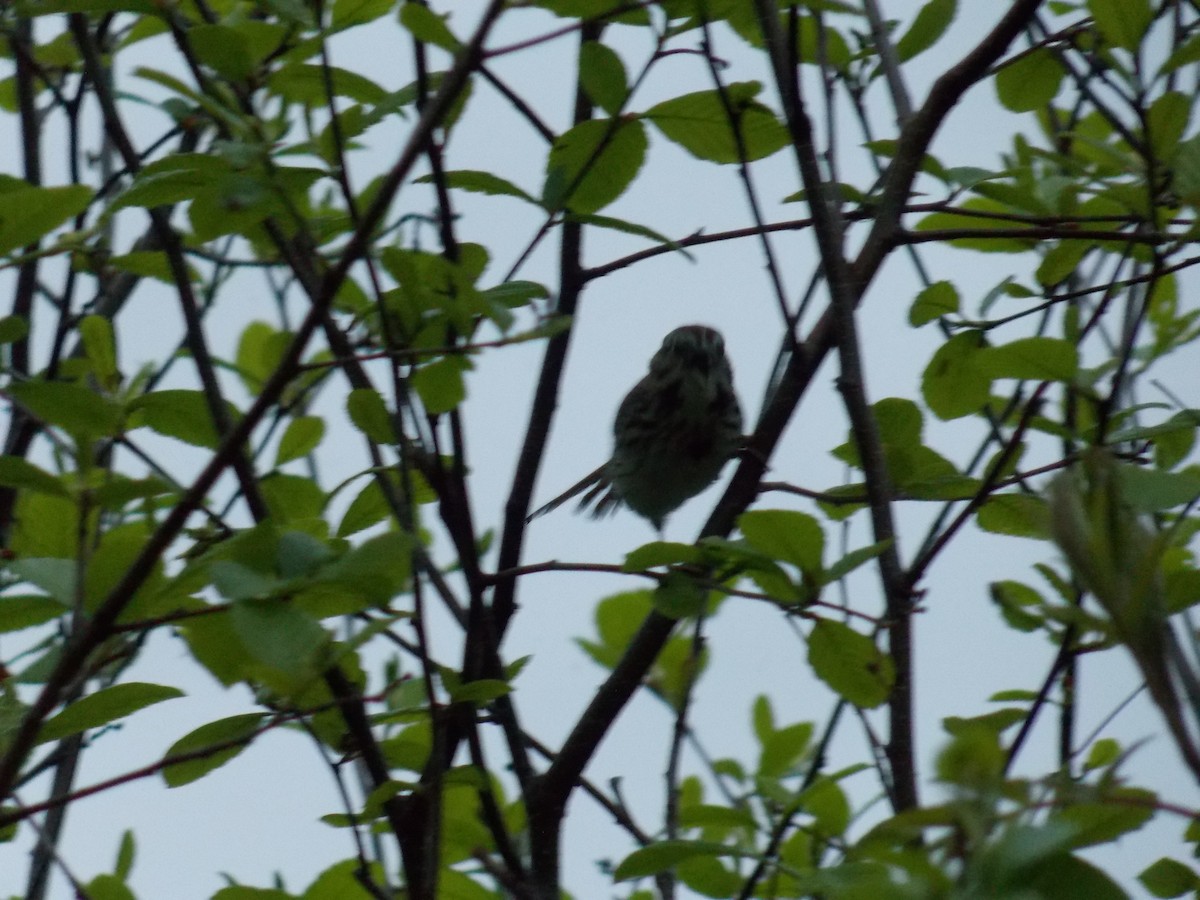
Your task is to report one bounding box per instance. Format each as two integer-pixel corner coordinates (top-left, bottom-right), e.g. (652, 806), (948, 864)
(651, 571), (708, 619)
(411, 356), (469, 415)
(909, 280), (959, 326)
(543, 117), (648, 214)
(758, 721), (813, 777)
(1139, 858), (1200, 898)
(624, 541), (704, 570)
(824, 540), (890, 584)
(738, 509), (824, 573)
(38, 682), (184, 743)
(269, 63), (387, 105)
(989, 580), (1044, 632)
(114, 829), (135, 880)
(446, 678), (512, 705)
(1037, 240), (1091, 288)
(0, 315), (29, 344)
(977, 493), (1051, 539)
(615, 840), (741, 881)
(190, 24), (254, 81)
(995, 48), (1063, 112)
(644, 83), (789, 163)
(231, 598), (329, 693)
(1173, 133), (1200, 204)
(0, 456), (67, 497)
(921, 330), (990, 420)
(84, 874), (137, 900)
(807, 620), (893, 708)
(9, 380), (121, 438)
(896, 0), (957, 61)
(162, 713), (265, 787)
(260, 472), (325, 524)
(399, 4), (460, 51)
(1056, 788), (1155, 847)
(415, 169), (535, 202)
(1119, 465), (1200, 512)
(1083, 737), (1121, 770)
(0, 594), (64, 632)
(337, 479), (390, 537)
(80, 315), (118, 381)
(133, 389), (239, 449)
(978, 336), (1079, 381)
(579, 41), (628, 115)
(565, 212), (689, 252)
(275, 415), (325, 466)
(1147, 91), (1190, 163)
(113, 153), (230, 210)
(0, 182), (92, 255)
(346, 388), (394, 443)
(1088, 0), (1153, 50)
(235, 321), (291, 395)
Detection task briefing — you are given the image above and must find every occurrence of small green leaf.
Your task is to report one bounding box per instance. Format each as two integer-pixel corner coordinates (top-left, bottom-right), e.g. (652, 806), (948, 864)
(0, 183), (92, 255)
(134, 390), (239, 450)
(415, 169), (535, 202)
(1083, 738), (1121, 771)
(543, 117), (648, 214)
(758, 721), (813, 777)
(9, 380), (121, 439)
(337, 479), (390, 537)
(39, 682), (184, 744)
(623, 541), (703, 571)
(190, 24), (254, 80)
(235, 321), (290, 395)
(0, 315), (29, 344)
(346, 388), (394, 443)
(269, 63), (387, 105)
(1057, 787), (1155, 847)
(909, 280), (959, 326)
(995, 48), (1063, 112)
(275, 415), (325, 466)
(79, 315), (118, 381)
(0, 594), (65, 632)
(162, 713), (265, 787)
(1147, 91), (1190, 162)
(921, 331), (990, 420)
(651, 571), (707, 619)
(0, 456), (67, 497)
(824, 540), (890, 584)
(738, 509), (824, 573)
(989, 580), (1044, 632)
(1139, 858), (1200, 898)
(1119, 465), (1200, 512)
(579, 41), (628, 115)
(446, 679), (512, 705)
(260, 472), (325, 524)
(1088, 0), (1153, 50)
(411, 356), (469, 415)
(399, 4), (460, 51)
(231, 598), (329, 693)
(977, 493), (1051, 539)
(645, 83), (789, 163)
(807, 620), (893, 708)
(978, 336), (1079, 381)
(615, 840), (740, 881)
(896, 0), (957, 61)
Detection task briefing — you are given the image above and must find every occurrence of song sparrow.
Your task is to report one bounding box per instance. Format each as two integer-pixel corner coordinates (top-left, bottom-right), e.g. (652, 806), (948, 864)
(530, 324), (743, 531)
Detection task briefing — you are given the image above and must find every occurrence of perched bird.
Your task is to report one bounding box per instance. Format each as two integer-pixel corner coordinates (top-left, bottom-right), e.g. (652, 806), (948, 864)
(530, 324), (743, 531)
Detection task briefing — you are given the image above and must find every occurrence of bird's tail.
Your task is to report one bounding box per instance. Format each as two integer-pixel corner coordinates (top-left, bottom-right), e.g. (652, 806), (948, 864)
(526, 464), (620, 522)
